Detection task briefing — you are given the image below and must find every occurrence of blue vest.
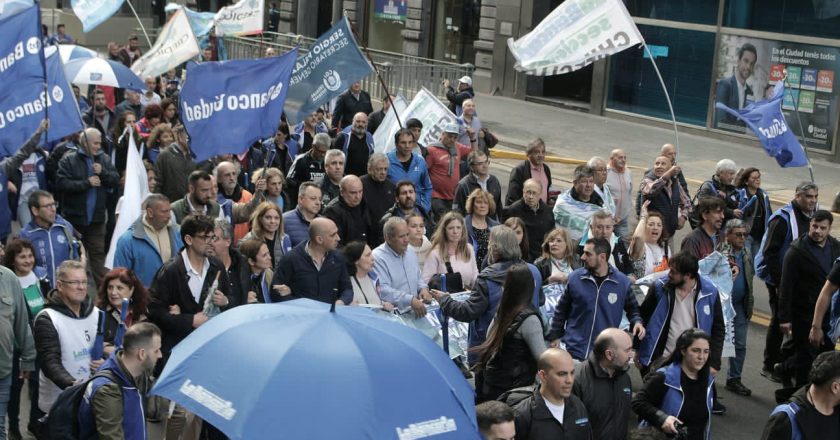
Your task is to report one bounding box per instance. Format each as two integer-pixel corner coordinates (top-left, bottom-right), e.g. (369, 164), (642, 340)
(78, 356), (146, 440)
(639, 276), (719, 366)
(340, 126), (374, 156)
(755, 204), (796, 284)
(770, 402), (803, 440)
(639, 363), (714, 440)
(468, 263), (542, 364)
(829, 257), (840, 342)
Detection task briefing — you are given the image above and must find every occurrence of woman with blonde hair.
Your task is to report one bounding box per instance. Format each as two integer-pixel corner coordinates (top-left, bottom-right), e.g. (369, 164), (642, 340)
(422, 212), (478, 291)
(465, 188), (500, 266)
(253, 167), (287, 211)
(534, 227), (580, 286)
(239, 202), (291, 268)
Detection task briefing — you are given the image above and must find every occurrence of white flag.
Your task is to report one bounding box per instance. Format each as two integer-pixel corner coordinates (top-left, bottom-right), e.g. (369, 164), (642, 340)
(371, 95), (408, 153)
(131, 9), (199, 79)
(507, 0), (643, 76)
(215, 0), (264, 36)
(373, 88), (459, 154)
(105, 130), (150, 269)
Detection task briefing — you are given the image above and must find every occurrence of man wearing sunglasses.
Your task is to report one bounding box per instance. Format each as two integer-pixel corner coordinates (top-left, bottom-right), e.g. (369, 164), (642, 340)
(720, 219), (754, 397)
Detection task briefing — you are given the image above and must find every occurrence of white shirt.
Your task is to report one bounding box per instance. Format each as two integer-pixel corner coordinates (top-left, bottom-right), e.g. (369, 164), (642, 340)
(543, 397), (565, 424)
(181, 249), (209, 303)
(736, 78), (747, 109)
(663, 287), (696, 358)
(140, 91), (161, 107)
(606, 167), (632, 221)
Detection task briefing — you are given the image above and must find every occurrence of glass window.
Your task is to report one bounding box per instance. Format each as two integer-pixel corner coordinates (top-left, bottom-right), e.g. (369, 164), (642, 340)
(607, 25), (716, 126)
(626, 0), (719, 25)
(724, 0), (840, 39)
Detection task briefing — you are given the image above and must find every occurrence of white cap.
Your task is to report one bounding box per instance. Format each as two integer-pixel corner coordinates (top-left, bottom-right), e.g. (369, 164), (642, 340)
(458, 76), (472, 86)
(444, 123), (460, 134)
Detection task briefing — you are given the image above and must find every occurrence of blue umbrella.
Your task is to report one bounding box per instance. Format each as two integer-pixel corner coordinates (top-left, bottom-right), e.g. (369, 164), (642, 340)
(44, 44), (98, 62)
(152, 299), (480, 440)
(63, 57), (145, 91)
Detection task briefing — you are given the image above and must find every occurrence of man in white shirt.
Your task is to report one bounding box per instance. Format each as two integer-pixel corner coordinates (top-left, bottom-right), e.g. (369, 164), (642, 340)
(139, 77), (161, 107)
(606, 149), (632, 243)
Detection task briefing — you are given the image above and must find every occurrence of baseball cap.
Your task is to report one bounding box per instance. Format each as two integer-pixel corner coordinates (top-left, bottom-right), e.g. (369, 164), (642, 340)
(458, 76), (472, 86)
(444, 123), (460, 134)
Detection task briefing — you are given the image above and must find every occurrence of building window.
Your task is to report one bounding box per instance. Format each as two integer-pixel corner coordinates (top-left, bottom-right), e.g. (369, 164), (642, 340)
(607, 24), (716, 126)
(724, 0), (840, 39)
(626, 0), (718, 25)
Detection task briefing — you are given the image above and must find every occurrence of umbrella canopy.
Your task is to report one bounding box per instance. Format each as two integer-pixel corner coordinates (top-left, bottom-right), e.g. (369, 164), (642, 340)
(63, 58), (144, 91)
(44, 44), (98, 62)
(152, 299), (480, 440)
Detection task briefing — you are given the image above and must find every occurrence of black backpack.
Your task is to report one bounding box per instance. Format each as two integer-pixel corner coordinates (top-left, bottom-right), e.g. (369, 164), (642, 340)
(40, 370), (119, 440)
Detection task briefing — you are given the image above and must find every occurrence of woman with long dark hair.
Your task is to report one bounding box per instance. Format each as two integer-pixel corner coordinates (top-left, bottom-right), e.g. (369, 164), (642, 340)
(472, 263), (545, 402)
(342, 240), (393, 310)
(95, 268), (151, 357)
(633, 328), (715, 440)
(239, 239), (274, 304)
(734, 167), (771, 259)
(503, 217), (529, 264)
(629, 200), (671, 278)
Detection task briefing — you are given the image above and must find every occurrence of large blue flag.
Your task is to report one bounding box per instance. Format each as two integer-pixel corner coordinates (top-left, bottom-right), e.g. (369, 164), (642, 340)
(43, 49), (85, 143)
(715, 83), (808, 168)
(285, 17), (373, 124)
(180, 48), (298, 162)
(71, 0), (126, 32)
(0, 5), (46, 156)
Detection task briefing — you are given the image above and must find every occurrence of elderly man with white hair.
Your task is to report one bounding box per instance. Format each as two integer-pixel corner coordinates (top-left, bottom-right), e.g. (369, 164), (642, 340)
(693, 158), (742, 226)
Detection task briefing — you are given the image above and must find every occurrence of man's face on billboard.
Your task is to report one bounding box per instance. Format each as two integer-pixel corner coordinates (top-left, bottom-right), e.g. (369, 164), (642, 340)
(737, 50), (756, 82)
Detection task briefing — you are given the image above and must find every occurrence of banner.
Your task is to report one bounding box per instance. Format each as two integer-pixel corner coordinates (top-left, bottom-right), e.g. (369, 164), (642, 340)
(180, 48), (297, 162)
(165, 3), (216, 38)
(698, 252), (735, 358)
(371, 95), (407, 151)
(215, 0), (264, 36)
(43, 49), (85, 143)
(105, 130), (148, 269)
(373, 88), (459, 154)
(713, 34), (839, 152)
(71, 0), (126, 33)
(716, 83), (809, 167)
(507, 0), (643, 76)
(285, 17), (374, 124)
(552, 190), (605, 242)
(0, 5), (45, 155)
(131, 9), (200, 79)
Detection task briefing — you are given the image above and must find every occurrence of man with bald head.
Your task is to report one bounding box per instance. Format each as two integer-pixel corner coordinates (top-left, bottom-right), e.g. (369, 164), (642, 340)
(607, 149), (632, 243)
(504, 178), (557, 261)
(334, 112), (375, 177)
(573, 328), (634, 440)
(511, 348), (592, 439)
(56, 127), (119, 285)
(324, 175), (373, 246)
(659, 143), (689, 195)
(272, 217), (352, 304)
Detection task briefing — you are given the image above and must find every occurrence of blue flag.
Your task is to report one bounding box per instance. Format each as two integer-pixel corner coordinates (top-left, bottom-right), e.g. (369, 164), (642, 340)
(43, 50), (85, 143)
(285, 17), (373, 124)
(180, 48), (298, 162)
(71, 0), (126, 33)
(0, 5), (46, 156)
(715, 83), (808, 168)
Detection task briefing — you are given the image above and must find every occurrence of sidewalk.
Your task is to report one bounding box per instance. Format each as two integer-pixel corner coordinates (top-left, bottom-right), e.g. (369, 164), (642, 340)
(476, 94), (840, 204)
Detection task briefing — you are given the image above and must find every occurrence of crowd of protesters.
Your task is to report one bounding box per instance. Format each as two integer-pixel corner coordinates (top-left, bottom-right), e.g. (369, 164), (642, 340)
(0, 32), (838, 440)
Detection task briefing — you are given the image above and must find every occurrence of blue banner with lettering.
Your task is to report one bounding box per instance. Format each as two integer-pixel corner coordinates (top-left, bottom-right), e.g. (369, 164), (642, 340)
(71, 0), (126, 32)
(180, 48), (297, 162)
(285, 17), (373, 124)
(715, 83), (808, 168)
(43, 50), (85, 143)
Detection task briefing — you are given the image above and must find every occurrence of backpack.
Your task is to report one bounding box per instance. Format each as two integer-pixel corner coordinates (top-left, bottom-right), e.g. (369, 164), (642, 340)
(41, 370), (119, 440)
(770, 402), (802, 440)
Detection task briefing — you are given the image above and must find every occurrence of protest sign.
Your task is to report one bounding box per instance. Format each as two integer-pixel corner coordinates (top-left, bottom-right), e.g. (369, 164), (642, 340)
(215, 0), (264, 36)
(552, 189), (605, 242)
(71, 0), (126, 32)
(131, 9), (200, 79)
(373, 88), (459, 154)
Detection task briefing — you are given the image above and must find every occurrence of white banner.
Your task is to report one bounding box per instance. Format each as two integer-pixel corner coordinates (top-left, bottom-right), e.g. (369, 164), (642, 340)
(371, 95), (408, 153)
(373, 88), (459, 154)
(215, 0), (264, 36)
(131, 9), (199, 79)
(105, 130), (149, 269)
(507, 0), (643, 76)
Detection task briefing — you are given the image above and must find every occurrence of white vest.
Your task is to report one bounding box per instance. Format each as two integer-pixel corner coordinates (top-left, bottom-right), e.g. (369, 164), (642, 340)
(37, 306), (100, 413)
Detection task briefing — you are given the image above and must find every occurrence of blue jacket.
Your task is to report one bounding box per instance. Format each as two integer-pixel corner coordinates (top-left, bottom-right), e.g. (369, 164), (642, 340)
(18, 216), (80, 288)
(638, 275), (721, 367)
(78, 354), (146, 440)
(283, 208), (316, 247)
(734, 187), (771, 235)
(272, 241), (353, 304)
(338, 125), (375, 156)
(465, 214), (500, 259)
(547, 266), (641, 360)
(113, 217), (183, 287)
(386, 151), (433, 214)
(640, 363), (714, 440)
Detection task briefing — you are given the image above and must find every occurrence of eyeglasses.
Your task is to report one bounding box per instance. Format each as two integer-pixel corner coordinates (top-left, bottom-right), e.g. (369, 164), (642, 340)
(60, 279), (88, 288)
(39, 203), (56, 209)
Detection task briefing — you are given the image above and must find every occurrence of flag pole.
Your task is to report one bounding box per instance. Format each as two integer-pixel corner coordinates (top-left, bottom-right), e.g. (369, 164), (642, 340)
(35, 1), (50, 123)
(125, 0), (153, 47)
(783, 74), (817, 183)
(642, 44), (680, 156)
(343, 12), (403, 129)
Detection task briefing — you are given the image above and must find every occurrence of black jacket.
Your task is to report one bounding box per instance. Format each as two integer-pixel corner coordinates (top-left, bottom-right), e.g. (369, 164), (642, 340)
(505, 160), (552, 207)
(323, 196), (373, 247)
(361, 175), (395, 247)
(82, 107), (116, 150)
(760, 386), (838, 440)
(503, 199), (554, 262)
(379, 203), (434, 238)
(332, 90), (373, 129)
(779, 235), (840, 324)
(148, 252), (234, 370)
(453, 173), (504, 221)
(33, 291), (97, 390)
(271, 241), (353, 304)
(573, 353), (632, 440)
(367, 109), (386, 134)
(513, 385), (593, 440)
(55, 149), (120, 226)
(762, 201), (812, 286)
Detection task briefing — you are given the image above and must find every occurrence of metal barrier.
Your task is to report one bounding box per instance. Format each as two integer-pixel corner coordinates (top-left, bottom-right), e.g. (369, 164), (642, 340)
(225, 32), (474, 103)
